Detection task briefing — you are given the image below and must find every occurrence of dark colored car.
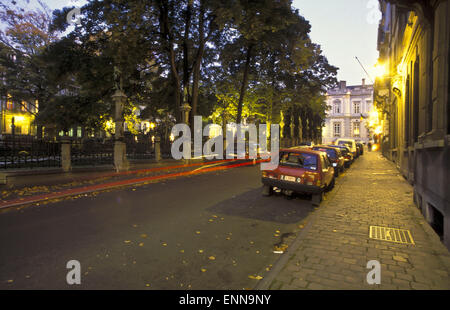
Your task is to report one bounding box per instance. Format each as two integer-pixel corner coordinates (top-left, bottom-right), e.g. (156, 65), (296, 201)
(261, 147), (335, 205)
(356, 142), (364, 156)
(327, 145), (353, 168)
(312, 145), (345, 176)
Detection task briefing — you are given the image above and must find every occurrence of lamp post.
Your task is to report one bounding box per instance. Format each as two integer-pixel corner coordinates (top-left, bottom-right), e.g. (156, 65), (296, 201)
(112, 89), (129, 172)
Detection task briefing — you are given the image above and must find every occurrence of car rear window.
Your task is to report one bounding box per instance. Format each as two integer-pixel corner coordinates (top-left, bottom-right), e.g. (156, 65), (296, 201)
(313, 147), (337, 159)
(280, 152), (318, 170)
(338, 141), (353, 148)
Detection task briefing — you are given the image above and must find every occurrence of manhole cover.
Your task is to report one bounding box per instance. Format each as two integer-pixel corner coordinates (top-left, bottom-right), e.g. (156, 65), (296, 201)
(369, 226), (415, 245)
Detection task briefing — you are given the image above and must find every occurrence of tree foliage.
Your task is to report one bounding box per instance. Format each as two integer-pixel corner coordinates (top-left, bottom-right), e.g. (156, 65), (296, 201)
(1, 0), (338, 141)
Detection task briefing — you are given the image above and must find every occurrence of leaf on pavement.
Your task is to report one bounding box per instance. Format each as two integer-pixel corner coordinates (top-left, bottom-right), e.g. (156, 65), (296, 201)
(124, 240), (131, 244)
(248, 275), (263, 280)
(208, 256), (216, 260)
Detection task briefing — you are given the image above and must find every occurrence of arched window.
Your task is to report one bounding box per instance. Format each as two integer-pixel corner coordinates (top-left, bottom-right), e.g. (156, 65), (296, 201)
(333, 100), (341, 114)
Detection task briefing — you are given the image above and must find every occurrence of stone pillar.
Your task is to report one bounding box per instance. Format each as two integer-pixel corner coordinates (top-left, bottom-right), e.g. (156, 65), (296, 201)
(180, 103), (192, 125)
(180, 104), (192, 163)
(112, 90), (129, 172)
(155, 136), (161, 162)
(61, 139), (72, 172)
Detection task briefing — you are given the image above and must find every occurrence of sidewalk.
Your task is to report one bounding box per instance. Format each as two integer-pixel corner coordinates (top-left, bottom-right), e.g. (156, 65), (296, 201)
(260, 151), (450, 290)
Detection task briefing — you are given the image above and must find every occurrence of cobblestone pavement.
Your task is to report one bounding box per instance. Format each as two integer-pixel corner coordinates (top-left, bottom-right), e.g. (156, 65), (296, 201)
(265, 151), (450, 290)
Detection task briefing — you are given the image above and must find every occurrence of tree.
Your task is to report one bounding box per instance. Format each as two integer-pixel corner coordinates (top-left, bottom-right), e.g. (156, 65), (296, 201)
(0, 0), (58, 123)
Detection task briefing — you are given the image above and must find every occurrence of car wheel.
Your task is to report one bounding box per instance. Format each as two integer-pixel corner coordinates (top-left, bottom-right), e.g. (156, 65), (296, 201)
(311, 192), (323, 206)
(262, 185), (273, 196)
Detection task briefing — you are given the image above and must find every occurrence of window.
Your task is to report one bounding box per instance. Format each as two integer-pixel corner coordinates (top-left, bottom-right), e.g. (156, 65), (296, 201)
(313, 147), (338, 160)
(333, 100), (341, 114)
(333, 123), (341, 137)
(21, 101), (27, 112)
(353, 101), (361, 114)
(279, 152), (318, 171)
(366, 100), (372, 111)
(353, 122), (360, 137)
(6, 99), (13, 110)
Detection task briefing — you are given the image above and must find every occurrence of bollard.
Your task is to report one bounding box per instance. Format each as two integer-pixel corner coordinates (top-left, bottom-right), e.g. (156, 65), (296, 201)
(61, 139), (72, 172)
(155, 136), (161, 162)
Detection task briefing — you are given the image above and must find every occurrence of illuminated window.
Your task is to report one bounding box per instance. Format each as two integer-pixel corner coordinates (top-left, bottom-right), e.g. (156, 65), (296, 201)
(21, 101), (27, 112)
(353, 122), (360, 137)
(6, 99), (13, 110)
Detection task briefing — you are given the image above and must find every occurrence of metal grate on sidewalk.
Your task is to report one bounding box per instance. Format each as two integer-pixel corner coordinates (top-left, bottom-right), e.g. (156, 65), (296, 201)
(369, 226), (415, 245)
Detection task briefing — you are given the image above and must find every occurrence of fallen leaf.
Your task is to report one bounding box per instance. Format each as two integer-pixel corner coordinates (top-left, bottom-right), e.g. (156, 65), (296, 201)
(201, 268), (207, 272)
(124, 240), (131, 244)
(198, 249), (204, 254)
(139, 242), (144, 247)
(195, 231), (201, 234)
(146, 283), (150, 287)
(162, 242), (167, 246)
(140, 234), (148, 238)
(180, 250), (185, 253)
(208, 256), (216, 260)
(248, 275), (263, 280)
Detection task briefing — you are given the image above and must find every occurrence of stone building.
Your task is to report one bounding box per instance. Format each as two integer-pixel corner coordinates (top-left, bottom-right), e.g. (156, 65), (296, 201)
(375, 0), (449, 249)
(322, 80), (374, 144)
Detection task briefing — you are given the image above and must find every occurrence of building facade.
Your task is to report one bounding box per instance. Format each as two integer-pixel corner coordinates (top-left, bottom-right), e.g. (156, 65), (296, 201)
(322, 80), (374, 144)
(0, 95), (37, 137)
(376, 0), (449, 249)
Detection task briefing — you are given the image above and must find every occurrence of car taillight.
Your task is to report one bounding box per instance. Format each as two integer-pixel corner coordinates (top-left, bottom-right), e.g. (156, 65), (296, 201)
(304, 172), (320, 186)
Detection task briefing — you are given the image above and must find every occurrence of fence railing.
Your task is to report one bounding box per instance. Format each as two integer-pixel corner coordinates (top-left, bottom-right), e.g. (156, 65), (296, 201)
(0, 135), (171, 170)
(71, 139), (114, 166)
(0, 136), (61, 169)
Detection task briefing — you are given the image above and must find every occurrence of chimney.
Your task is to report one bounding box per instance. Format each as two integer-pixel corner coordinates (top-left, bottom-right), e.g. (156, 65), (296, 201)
(339, 81), (347, 90)
(362, 78), (366, 86)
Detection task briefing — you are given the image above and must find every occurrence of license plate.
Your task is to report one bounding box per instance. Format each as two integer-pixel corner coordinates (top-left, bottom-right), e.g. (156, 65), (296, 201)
(283, 175), (296, 182)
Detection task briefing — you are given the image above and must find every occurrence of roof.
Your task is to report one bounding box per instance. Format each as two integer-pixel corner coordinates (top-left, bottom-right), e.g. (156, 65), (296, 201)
(280, 147), (323, 156)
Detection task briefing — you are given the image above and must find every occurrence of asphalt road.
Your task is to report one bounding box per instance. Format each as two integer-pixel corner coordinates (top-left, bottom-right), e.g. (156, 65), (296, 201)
(0, 162), (316, 289)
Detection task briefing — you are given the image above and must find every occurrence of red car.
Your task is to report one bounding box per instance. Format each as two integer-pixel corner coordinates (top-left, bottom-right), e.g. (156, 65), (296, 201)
(261, 147), (335, 205)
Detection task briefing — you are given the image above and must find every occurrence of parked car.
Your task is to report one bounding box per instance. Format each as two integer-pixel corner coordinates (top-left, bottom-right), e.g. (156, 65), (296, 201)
(356, 142), (364, 156)
(261, 147), (335, 205)
(298, 141), (315, 147)
(335, 138), (357, 158)
(312, 145), (344, 176)
(327, 145), (353, 168)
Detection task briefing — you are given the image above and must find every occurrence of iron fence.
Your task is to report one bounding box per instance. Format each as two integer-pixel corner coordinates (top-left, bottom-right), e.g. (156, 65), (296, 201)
(125, 134), (155, 160)
(71, 139), (114, 166)
(0, 135), (61, 169)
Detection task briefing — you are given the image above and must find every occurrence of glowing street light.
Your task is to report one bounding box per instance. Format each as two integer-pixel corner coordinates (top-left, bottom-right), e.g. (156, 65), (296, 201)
(372, 63), (387, 78)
